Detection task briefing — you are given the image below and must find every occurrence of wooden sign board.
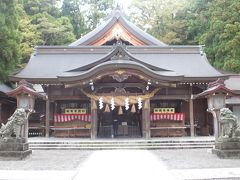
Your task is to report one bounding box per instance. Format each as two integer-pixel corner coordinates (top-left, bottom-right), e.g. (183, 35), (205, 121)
(154, 108), (175, 113)
(65, 108), (87, 114)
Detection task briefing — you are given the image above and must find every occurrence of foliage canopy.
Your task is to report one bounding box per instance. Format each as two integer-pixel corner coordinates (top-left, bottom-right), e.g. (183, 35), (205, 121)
(0, 0), (239, 81)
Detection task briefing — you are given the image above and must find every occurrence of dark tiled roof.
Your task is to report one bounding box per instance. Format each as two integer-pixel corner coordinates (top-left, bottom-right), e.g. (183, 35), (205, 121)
(11, 46), (224, 83)
(0, 84), (12, 93)
(225, 75), (240, 91)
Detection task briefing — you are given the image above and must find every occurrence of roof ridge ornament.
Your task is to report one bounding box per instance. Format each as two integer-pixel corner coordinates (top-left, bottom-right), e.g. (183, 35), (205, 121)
(111, 40), (129, 60)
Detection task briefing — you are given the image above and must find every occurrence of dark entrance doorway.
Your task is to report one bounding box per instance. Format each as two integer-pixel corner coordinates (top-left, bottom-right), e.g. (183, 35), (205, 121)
(97, 106), (142, 138)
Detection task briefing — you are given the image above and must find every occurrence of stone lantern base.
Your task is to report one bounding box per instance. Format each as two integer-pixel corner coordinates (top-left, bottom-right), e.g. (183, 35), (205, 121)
(212, 138), (240, 159)
(0, 138), (32, 160)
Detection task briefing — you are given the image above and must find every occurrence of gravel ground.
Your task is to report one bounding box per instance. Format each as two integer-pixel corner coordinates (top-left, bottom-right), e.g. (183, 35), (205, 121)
(151, 149), (240, 170)
(0, 149), (240, 171)
(0, 150), (93, 170)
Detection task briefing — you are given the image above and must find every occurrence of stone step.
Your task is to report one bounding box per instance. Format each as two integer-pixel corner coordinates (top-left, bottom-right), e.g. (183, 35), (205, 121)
(28, 137), (215, 150)
(29, 145), (213, 150)
(29, 142), (213, 147)
(29, 140), (214, 144)
(29, 140), (214, 150)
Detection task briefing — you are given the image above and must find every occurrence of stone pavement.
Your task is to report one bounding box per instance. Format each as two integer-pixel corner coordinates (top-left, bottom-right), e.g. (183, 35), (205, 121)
(1, 149), (240, 180)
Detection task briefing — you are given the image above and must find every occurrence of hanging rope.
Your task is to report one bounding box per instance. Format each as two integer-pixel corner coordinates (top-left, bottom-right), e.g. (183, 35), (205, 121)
(81, 88), (160, 106)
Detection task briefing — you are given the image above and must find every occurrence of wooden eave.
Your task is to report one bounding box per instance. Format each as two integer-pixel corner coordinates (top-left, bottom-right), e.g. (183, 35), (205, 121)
(194, 84), (236, 99)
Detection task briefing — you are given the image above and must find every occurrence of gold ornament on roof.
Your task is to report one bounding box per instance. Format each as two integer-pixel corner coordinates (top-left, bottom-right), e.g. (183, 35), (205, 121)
(115, 70), (125, 75)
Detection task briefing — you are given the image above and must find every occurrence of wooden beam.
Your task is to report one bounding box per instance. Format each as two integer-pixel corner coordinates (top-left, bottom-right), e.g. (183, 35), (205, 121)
(142, 99), (150, 139)
(91, 99), (98, 139)
(96, 82), (145, 89)
(45, 99), (50, 137)
(49, 96), (89, 101)
(151, 95), (190, 100)
(0, 103), (2, 124)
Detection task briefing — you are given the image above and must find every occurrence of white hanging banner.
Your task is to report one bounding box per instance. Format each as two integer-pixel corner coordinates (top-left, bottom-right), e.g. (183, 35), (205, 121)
(125, 97), (129, 110)
(137, 97), (142, 109)
(99, 97), (104, 109)
(111, 97), (115, 110)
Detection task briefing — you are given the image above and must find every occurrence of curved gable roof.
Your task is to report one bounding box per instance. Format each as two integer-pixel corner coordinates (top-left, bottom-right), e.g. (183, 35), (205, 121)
(10, 45), (226, 83)
(68, 43), (170, 72)
(69, 9), (167, 46)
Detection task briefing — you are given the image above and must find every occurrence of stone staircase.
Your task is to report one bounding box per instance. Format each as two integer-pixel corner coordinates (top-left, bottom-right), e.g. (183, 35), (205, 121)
(29, 137), (215, 150)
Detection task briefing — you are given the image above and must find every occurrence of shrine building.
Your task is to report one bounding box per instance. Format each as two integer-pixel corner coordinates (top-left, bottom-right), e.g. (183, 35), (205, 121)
(10, 9), (227, 139)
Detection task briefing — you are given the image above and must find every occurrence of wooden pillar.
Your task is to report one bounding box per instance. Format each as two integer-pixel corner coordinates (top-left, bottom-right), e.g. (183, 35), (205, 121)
(91, 99), (98, 139)
(189, 85), (195, 137)
(142, 99), (150, 139)
(0, 103), (2, 123)
(45, 99), (50, 137)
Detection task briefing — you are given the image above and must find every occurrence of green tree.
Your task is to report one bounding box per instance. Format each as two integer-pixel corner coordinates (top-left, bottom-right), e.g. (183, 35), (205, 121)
(17, 2), (41, 65)
(22, 0), (76, 45)
(31, 13), (75, 45)
(129, 0), (188, 45)
(61, 0), (88, 38)
(81, 0), (114, 30)
(186, 0), (240, 72)
(184, 0), (213, 44)
(0, 0), (20, 81)
(23, 0), (60, 17)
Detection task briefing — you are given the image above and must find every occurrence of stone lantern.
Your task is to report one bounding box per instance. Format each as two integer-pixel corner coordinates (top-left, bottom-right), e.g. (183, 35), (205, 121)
(196, 79), (240, 159)
(195, 79), (234, 140)
(0, 80), (45, 160)
(7, 80), (46, 139)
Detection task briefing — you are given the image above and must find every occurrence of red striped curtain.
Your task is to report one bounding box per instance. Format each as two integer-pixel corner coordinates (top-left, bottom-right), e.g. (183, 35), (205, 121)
(150, 113), (185, 122)
(54, 114), (91, 123)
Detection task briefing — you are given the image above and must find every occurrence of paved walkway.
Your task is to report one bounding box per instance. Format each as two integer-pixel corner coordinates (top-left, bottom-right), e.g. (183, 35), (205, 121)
(1, 149), (240, 180)
(1, 167), (240, 180)
(1, 137), (240, 180)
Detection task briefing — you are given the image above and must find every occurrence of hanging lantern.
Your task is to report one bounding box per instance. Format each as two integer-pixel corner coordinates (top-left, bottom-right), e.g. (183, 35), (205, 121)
(131, 104), (136, 113)
(125, 97), (129, 110)
(111, 97), (115, 110)
(104, 104), (110, 112)
(99, 97), (104, 109)
(138, 97), (142, 109)
(118, 106), (123, 115)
